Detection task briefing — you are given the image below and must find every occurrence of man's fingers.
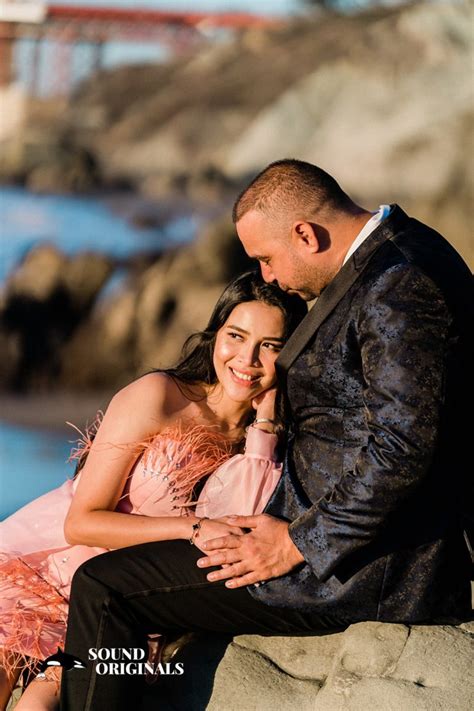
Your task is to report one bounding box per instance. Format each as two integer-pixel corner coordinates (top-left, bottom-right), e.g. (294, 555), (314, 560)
(197, 549), (241, 569)
(224, 572), (264, 589)
(206, 563), (248, 582)
(200, 534), (242, 551)
(223, 515), (258, 528)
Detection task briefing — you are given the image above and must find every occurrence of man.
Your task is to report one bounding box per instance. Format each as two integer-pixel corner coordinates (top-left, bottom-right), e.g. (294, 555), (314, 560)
(60, 160), (472, 710)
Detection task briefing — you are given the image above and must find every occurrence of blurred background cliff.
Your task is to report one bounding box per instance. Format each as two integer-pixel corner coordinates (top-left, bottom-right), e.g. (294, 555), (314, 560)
(0, 0), (472, 514)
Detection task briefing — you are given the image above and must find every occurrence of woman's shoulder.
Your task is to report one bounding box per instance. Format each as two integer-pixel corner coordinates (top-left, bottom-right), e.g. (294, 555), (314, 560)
(109, 373), (190, 423)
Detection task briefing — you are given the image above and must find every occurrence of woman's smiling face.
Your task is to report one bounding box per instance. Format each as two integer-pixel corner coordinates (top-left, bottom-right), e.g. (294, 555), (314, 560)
(212, 300), (286, 404)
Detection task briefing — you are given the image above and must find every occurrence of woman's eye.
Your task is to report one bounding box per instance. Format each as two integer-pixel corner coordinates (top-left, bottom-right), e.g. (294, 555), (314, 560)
(228, 331), (243, 340)
(262, 342), (282, 352)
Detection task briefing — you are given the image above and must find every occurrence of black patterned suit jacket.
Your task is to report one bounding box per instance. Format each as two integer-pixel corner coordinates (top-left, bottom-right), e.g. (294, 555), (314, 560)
(251, 205), (473, 623)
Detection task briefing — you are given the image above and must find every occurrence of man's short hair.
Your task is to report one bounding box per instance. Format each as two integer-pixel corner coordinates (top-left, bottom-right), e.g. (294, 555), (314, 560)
(232, 159), (352, 224)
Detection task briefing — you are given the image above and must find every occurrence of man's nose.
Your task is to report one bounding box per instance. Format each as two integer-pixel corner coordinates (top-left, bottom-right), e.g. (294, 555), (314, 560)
(260, 263), (275, 283)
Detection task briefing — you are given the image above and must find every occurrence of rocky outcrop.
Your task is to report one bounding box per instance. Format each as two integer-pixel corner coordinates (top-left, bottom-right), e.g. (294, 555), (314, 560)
(0, 216), (251, 392)
(148, 620), (473, 711)
(0, 244), (114, 390)
(212, 621), (474, 710)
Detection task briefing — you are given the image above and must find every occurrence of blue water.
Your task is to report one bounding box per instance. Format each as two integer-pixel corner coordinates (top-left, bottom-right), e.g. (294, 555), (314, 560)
(0, 186), (198, 282)
(0, 422), (75, 521)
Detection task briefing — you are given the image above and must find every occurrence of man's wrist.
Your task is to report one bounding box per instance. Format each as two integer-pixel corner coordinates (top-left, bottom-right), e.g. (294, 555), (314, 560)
(287, 522), (306, 565)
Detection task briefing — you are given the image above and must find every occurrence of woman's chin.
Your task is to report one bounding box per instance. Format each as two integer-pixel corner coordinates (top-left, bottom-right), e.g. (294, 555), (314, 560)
(227, 386), (265, 406)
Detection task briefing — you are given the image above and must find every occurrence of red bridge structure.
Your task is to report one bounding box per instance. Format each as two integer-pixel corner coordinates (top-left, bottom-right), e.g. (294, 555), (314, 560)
(0, 2), (280, 95)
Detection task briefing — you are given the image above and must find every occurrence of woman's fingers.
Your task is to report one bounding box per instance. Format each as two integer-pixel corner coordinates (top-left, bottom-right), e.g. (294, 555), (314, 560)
(221, 515), (260, 529)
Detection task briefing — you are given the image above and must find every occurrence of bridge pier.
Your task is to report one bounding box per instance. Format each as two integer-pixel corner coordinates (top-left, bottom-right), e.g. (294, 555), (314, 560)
(0, 22), (15, 86)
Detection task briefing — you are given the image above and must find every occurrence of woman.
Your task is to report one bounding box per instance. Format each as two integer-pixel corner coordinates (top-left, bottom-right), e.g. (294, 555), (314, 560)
(0, 270), (306, 710)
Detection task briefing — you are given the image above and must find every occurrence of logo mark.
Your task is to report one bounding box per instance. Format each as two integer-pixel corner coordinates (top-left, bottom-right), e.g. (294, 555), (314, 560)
(37, 648), (86, 678)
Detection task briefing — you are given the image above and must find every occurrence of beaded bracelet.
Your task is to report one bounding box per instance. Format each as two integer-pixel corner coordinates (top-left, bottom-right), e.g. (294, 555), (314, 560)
(189, 517), (208, 545)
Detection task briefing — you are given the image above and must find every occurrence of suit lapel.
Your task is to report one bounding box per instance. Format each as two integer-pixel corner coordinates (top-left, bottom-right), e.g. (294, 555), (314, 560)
(277, 204), (409, 374)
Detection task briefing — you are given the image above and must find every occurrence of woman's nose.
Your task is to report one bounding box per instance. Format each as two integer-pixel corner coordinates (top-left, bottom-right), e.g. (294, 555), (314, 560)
(238, 342), (260, 366)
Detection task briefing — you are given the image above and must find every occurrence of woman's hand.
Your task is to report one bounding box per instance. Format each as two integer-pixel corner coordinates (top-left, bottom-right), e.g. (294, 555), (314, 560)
(192, 517), (244, 553)
(252, 387), (277, 422)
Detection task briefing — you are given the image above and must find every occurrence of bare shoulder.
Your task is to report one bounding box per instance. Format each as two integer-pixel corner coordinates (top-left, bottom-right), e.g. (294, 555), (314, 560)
(105, 373), (189, 439)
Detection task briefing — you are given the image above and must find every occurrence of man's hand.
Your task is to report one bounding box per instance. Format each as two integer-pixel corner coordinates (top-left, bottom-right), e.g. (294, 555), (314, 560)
(196, 514), (305, 588)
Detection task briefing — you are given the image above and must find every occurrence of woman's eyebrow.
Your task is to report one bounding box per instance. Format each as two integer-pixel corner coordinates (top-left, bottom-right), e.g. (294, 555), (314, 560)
(226, 325), (284, 342)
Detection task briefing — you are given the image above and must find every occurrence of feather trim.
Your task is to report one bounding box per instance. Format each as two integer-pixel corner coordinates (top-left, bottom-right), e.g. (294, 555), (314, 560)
(0, 554), (68, 683)
(136, 420), (236, 502)
(67, 415), (238, 505)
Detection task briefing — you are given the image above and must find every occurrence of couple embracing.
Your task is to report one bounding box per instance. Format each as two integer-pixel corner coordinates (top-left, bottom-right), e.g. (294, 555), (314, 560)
(1, 159), (472, 710)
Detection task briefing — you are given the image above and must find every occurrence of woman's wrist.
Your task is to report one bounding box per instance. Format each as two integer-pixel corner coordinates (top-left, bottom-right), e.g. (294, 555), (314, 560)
(252, 417), (277, 434)
(178, 515), (199, 540)
(188, 516), (208, 545)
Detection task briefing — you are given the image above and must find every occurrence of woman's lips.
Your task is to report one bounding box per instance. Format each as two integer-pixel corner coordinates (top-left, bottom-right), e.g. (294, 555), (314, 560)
(229, 367), (260, 387)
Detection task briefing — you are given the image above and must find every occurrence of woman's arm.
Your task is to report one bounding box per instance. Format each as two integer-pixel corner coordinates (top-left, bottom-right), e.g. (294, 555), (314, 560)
(64, 373), (244, 549)
(64, 373), (190, 548)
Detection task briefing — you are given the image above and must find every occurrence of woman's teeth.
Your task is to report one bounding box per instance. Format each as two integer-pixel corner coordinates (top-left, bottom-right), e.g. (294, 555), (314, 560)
(230, 368), (257, 382)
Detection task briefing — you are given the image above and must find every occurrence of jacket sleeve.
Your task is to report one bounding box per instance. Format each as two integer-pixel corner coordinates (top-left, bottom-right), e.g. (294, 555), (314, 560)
(288, 263), (452, 582)
(195, 427), (282, 519)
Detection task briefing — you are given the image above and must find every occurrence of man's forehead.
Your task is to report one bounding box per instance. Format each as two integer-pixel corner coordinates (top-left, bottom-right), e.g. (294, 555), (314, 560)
(236, 210), (274, 248)
(236, 209), (267, 230)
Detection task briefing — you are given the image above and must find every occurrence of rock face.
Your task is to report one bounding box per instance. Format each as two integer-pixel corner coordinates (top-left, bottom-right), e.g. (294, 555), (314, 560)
(0, 1), (472, 267)
(204, 621), (474, 711)
(0, 244), (114, 390)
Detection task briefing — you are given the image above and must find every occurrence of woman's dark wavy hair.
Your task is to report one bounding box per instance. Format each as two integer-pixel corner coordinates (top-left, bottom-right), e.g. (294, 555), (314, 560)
(161, 270), (307, 386)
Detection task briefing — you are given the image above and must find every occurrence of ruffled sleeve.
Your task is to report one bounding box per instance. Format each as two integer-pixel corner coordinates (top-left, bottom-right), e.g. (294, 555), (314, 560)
(194, 427), (282, 519)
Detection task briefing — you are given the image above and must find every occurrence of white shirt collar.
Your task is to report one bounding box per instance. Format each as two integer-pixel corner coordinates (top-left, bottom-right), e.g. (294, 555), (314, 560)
(342, 204), (391, 265)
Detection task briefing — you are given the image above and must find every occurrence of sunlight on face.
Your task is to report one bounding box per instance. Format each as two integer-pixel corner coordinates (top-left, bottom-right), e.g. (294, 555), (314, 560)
(213, 301), (285, 404)
(236, 211), (321, 300)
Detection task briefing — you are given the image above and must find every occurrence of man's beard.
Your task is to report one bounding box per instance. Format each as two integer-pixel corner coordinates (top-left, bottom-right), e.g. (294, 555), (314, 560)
(290, 260), (337, 300)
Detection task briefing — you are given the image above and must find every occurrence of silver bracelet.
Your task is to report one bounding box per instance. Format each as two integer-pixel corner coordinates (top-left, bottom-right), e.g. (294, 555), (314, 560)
(252, 418), (276, 427)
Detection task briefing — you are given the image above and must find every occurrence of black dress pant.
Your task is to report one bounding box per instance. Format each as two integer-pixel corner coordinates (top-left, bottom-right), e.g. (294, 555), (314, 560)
(60, 540), (348, 711)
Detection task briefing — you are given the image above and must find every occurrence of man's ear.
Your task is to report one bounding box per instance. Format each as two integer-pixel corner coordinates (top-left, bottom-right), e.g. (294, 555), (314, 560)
(291, 221), (319, 253)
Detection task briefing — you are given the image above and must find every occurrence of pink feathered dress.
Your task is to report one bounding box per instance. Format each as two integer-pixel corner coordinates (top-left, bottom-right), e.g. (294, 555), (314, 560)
(0, 421), (281, 676)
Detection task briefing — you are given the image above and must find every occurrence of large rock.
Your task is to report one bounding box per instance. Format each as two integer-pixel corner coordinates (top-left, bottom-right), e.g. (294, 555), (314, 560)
(0, 244), (114, 390)
(223, 1), (473, 265)
(62, 0), (472, 268)
(204, 621), (474, 711)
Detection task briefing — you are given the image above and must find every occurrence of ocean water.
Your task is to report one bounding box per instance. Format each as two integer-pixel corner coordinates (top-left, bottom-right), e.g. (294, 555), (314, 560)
(0, 186), (198, 283)
(0, 422), (75, 521)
